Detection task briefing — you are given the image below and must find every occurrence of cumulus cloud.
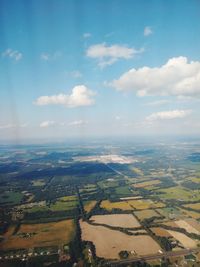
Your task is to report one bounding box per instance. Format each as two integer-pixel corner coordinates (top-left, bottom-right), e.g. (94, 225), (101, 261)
(35, 85), (95, 108)
(40, 121), (55, 128)
(2, 49), (22, 61)
(146, 109), (192, 121)
(110, 57), (200, 97)
(144, 26), (153, 36)
(83, 33), (91, 38)
(68, 120), (88, 126)
(86, 43), (144, 68)
(41, 51), (62, 61)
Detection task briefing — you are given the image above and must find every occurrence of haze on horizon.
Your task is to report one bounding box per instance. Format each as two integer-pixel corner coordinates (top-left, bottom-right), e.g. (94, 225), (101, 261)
(1, 0), (200, 142)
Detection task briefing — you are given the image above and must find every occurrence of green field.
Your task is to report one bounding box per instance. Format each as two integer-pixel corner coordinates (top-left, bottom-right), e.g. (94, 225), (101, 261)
(156, 187), (200, 201)
(0, 191), (23, 205)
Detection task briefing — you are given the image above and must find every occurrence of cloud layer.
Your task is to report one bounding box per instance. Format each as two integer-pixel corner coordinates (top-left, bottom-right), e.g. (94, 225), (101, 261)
(111, 57), (200, 97)
(146, 109), (192, 121)
(144, 26), (153, 36)
(41, 51), (62, 61)
(86, 43), (143, 68)
(40, 121), (55, 128)
(2, 49), (22, 61)
(35, 85), (95, 108)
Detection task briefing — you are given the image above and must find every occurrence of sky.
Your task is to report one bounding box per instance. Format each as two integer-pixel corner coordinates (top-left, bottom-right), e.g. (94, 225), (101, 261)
(0, 0), (200, 142)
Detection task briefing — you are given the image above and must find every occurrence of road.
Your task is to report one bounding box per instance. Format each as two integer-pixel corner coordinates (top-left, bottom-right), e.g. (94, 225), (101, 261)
(108, 248), (200, 266)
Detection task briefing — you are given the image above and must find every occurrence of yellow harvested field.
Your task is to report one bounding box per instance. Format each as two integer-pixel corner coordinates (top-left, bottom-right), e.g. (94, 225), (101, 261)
(101, 200), (131, 210)
(184, 203), (200, 210)
(133, 180), (161, 188)
(84, 200), (97, 213)
(174, 220), (199, 235)
(90, 214), (141, 228)
(162, 221), (178, 228)
(80, 220), (161, 259)
(132, 167), (143, 176)
(184, 218), (200, 232)
(167, 230), (197, 249)
(1, 219), (75, 250)
(151, 227), (171, 237)
(134, 209), (158, 220)
(59, 195), (77, 201)
(101, 199), (164, 211)
(179, 208), (200, 219)
(120, 196), (142, 200)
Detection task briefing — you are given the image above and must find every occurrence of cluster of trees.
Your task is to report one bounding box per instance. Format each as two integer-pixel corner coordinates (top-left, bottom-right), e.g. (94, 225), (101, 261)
(24, 209), (78, 223)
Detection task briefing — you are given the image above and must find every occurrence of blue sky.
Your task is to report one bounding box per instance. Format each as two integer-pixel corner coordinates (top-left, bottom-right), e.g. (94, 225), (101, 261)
(0, 0), (200, 142)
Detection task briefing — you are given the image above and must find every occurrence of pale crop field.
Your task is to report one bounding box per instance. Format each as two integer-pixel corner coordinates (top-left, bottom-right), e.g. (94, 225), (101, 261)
(174, 220), (200, 235)
(167, 230), (198, 249)
(134, 209), (158, 220)
(101, 199), (164, 211)
(90, 214), (141, 228)
(184, 203), (200, 210)
(151, 227), (171, 238)
(179, 208), (200, 219)
(133, 180), (161, 188)
(80, 220), (161, 259)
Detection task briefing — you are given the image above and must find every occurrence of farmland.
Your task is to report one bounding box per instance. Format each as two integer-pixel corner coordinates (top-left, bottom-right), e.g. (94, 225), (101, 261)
(1, 140), (200, 266)
(90, 214), (141, 228)
(101, 199), (165, 211)
(1, 219), (75, 250)
(80, 220), (161, 259)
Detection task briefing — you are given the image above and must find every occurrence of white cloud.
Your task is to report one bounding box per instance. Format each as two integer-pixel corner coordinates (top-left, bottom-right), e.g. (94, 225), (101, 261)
(110, 57), (200, 97)
(0, 124), (15, 129)
(144, 26), (153, 36)
(70, 70), (82, 78)
(35, 85), (95, 108)
(41, 51), (61, 61)
(115, 116), (121, 121)
(146, 109), (192, 121)
(146, 100), (170, 106)
(0, 123), (28, 129)
(40, 121), (55, 128)
(83, 33), (91, 38)
(86, 43), (144, 68)
(2, 49), (22, 61)
(69, 120), (88, 126)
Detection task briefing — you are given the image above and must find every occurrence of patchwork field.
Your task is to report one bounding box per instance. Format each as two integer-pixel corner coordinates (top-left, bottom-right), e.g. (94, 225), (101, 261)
(50, 197), (78, 211)
(174, 219), (200, 234)
(27, 195), (78, 213)
(151, 227), (171, 237)
(90, 214), (141, 228)
(83, 200), (97, 213)
(0, 191), (23, 205)
(101, 199), (165, 211)
(1, 219), (75, 250)
(184, 203), (200, 211)
(80, 220), (161, 259)
(156, 207), (182, 219)
(179, 208), (200, 219)
(133, 180), (161, 188)
(167, 230), (197, 249)
(156, 187), (200, 201)
(134, 209), (159, 220)
(32, 179), (46, 187)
